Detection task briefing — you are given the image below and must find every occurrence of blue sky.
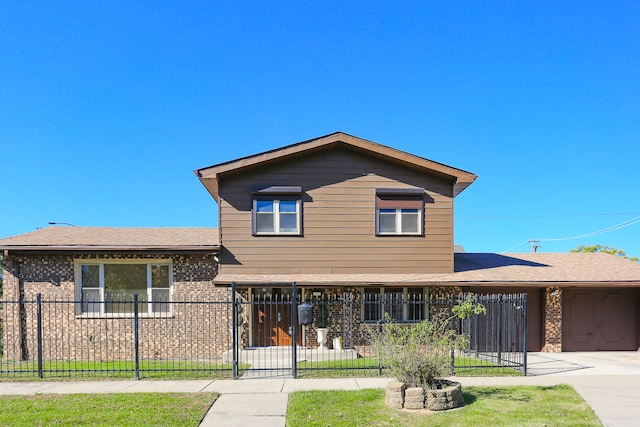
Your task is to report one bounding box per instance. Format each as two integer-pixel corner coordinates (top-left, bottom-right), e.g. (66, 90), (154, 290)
(1, 1), (639, 256)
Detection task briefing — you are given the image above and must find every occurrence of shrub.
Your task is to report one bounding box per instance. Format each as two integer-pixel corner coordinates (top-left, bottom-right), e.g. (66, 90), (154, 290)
(368, 293), (485, 389)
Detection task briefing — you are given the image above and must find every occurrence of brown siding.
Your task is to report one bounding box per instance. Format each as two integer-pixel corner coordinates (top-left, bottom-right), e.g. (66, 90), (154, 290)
(218, 146), (455, 274)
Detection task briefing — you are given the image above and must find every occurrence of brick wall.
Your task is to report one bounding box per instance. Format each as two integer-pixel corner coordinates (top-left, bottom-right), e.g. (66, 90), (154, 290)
(543, 286), (562, 352)
(1, 252), (235, 361)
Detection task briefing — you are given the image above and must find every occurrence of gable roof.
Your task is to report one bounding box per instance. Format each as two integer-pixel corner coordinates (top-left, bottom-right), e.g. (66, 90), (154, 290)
(195, 132), (478, 202)
(0, 226), (220, 251)
(212, 252), (640, 286)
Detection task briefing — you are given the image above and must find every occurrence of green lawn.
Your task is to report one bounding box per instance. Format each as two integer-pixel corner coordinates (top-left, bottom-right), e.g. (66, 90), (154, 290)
(2, 355), (518, 380)
(0, 360), (247, 380)
(0, 392), (217, 427)
(286, 386), (602, 427)
(297, 356), (521, 378)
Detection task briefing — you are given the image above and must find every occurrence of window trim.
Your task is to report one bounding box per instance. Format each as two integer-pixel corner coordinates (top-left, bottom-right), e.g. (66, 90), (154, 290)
(252, 197), (302, 236)
(74, 259), (173, 318)
(375, 189), (425, 236)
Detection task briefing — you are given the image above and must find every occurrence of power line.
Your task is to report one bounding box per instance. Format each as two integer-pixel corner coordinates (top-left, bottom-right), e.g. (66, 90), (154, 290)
(535, 215), (640, 242)
(502, 240), (531, 253)
(501, 215), (640, 253)
(458, 211), (640, 220)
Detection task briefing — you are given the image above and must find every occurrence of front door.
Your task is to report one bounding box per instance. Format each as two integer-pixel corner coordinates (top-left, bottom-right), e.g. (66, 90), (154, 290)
(252, 288), (299, 346)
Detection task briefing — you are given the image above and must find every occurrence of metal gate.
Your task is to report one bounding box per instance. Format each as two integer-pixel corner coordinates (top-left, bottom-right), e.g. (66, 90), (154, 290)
(231, 282), (301, 378)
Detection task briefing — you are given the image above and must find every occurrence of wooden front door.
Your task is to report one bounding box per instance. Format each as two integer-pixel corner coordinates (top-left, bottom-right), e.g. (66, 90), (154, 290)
(563, 288), (637, 351)
(252, 288), (299, 347)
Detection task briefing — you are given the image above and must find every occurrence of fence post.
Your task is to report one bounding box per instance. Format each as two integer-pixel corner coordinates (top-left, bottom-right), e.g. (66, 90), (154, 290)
(291, 282), (297, 379)
(134, 293), (140, 380)
(231, 282), (238, 380)
(450, 293), (456, 375)
(523, 293), (528, 376)
(378, 318), (383, 377)
(36, 293), (43, 379)
(474, 295), (480, 357)
(497, 294), (503, 365)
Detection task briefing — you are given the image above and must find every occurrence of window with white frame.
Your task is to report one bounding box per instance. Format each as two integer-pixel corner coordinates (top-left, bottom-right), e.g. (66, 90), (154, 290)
(252, 186), (303, 235)
(362, 287), (426, 322)
(375, 189), (424, 236)
(76, 260), (172, 315)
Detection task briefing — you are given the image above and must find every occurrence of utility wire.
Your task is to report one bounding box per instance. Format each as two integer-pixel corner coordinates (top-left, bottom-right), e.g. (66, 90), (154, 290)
(501, 215), (640, 252)
(535, 215), (640, 242)
(458, 211), (640, 220)
(502, 240), (531, 253)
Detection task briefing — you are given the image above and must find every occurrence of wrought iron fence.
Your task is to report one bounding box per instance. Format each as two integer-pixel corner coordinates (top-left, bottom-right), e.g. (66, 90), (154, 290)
(1, 293), (236, 380)
(1, 288), (527, 380)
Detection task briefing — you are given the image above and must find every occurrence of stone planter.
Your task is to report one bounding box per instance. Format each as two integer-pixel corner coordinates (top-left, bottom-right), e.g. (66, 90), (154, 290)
(385, 380), (464, 411)
(426, 380), (464, 411)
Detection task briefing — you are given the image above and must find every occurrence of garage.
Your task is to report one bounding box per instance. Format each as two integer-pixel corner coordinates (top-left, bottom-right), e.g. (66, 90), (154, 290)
(562, 288), (639, 351)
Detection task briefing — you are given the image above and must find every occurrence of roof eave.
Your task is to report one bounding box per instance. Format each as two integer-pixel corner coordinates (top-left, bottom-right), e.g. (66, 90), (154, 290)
(2, 245), (220, 252)
(195, 132), (478, 200)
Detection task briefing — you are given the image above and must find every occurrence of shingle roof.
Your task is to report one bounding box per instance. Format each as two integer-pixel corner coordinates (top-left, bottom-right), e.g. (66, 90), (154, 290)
(0, 226), (219, 251)
(213, 252), (640, 286)
(452, 252), (640, 283)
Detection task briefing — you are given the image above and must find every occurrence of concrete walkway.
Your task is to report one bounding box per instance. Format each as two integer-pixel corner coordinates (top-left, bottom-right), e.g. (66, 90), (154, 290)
(0, 352), (639, 427)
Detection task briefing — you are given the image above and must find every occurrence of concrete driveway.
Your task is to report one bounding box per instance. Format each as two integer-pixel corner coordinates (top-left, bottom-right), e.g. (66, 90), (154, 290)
(526, 351), (640, 376)
(534, 352), (640, 427)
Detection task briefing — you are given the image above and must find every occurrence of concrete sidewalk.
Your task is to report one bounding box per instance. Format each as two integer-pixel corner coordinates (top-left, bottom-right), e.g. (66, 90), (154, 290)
(0, 375), (637, 427)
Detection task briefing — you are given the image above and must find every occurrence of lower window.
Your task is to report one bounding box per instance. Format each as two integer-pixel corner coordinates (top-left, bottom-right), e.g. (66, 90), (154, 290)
(362, 287), (425, 322)
(76, 260), (172, 315)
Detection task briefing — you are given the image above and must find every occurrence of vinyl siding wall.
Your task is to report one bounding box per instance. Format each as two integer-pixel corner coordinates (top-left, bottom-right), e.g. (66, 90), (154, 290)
(218, 146), (456, 274)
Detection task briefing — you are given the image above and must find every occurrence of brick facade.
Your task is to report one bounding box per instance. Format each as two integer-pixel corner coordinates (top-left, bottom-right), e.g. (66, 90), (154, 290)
(2, 252), (568, 360)
(543, 286), (562, 352)
(1, 252), (235, 361)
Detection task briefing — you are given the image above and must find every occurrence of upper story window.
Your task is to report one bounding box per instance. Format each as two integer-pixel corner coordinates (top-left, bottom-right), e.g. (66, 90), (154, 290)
(252, 186), (302, 236)
(75, 260), (172, 316)
(375, 188), (424, 236)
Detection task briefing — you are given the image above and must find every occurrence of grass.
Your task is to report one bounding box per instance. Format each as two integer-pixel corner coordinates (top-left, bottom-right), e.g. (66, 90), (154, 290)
(1, 355), (519, 380)
(0, 360), (248, 381)
(286, 386), (602, 427)
(296, 356), (522, 378)
(0, 392), (217, 427)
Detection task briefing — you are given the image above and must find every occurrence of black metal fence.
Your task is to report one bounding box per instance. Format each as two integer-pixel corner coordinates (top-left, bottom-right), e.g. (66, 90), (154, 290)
(1, 288), (527, 380)
(1, 293), (235, 380)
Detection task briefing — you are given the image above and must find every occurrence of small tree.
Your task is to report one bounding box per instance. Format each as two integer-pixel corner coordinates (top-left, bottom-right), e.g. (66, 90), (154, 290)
(368, 293), (485, 389)
(571, 244), (638, 261)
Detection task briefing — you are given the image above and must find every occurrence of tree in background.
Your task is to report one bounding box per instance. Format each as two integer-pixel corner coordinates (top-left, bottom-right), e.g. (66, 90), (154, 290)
(571, 245), (639, 261)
